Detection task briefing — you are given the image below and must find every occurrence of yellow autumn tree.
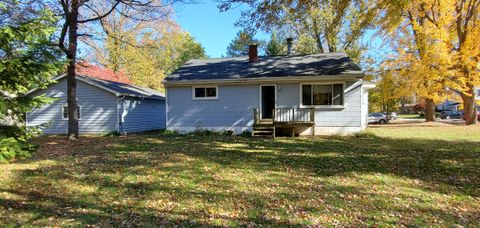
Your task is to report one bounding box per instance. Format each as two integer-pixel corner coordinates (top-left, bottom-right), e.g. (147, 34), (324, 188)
(82, 3), (206, 92)
(375, 0), (453, 121)
(447, 0), (480, 124)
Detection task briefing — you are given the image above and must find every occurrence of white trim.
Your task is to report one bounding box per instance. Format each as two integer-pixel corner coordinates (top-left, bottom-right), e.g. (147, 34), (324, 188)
(259, 84), (277, 120)
(362, 80), (376, 89)
(163, 74), (363, 87)
(24, 74), (121, 97)
(191, 85), (219, 100)
(298, 82), (346, 108)
(61, 104), (81, 120)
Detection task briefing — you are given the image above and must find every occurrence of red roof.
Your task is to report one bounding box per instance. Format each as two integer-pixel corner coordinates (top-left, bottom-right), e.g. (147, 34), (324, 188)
(76, 61), (131, 84)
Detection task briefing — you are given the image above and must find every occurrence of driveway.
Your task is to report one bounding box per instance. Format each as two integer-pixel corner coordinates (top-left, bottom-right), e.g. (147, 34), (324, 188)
(369, 118), (467, 128)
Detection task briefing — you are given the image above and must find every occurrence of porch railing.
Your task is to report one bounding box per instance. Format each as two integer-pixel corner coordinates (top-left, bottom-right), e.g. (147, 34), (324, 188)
(254, 108), (315, 124)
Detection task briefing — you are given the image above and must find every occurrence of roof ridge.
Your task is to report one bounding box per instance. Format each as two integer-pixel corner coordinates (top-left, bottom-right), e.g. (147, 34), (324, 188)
(187, 52), (349, 62)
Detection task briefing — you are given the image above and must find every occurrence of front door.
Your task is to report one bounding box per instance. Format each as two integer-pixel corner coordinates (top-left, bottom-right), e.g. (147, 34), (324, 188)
(261, 85), (276, 119)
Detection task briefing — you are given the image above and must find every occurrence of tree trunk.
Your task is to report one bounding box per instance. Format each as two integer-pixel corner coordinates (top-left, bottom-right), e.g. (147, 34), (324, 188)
(67, 0), (79, 140)
(425, 98), (435, 122)
(462, 85), (477, 125)
(311, 17), (325, 53)
(314, 34), (324, 53)
(400, 98), (406, 114)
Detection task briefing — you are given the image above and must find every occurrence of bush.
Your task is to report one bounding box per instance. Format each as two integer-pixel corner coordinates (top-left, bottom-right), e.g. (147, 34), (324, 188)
(0, 126), (40, 163)
(0, 136), (34, 163)
(103, 131), (121, 137)
(240, 130), (252, 137)
(222, 130), (234, 136)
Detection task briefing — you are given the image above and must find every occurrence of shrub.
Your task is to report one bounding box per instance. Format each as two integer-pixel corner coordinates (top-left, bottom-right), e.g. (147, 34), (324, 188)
(0, 136), (34, 163)
(240, 130), (252, 137)
(222, 130), (234, 136)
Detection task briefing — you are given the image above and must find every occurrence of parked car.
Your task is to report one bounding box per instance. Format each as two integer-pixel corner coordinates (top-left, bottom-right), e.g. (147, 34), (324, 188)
(383, 112), (397, 120)
(368, 113), (388, 124)
(440, 111), (463, 119)
(462, 110), (480, 121)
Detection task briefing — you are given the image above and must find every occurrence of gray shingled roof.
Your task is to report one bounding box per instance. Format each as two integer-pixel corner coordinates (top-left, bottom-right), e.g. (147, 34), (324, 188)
(165, 52), (363, 82)
(77, 75), (165, 100)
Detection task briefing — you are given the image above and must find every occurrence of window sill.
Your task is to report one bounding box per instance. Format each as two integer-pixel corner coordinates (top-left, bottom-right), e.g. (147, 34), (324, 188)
(192, 97), (219, 101)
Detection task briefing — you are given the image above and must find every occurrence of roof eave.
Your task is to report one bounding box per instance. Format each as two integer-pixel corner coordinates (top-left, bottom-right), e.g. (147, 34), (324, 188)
(121, 93), (165, 100)
(162, 73), (364, 86)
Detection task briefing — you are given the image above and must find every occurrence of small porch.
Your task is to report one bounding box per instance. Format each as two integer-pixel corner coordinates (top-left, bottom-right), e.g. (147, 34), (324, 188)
(253, 108), (315, 137)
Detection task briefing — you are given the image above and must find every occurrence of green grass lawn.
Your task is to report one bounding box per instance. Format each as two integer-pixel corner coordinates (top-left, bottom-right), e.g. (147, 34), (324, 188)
(1, 126), (479, 226)
(397, 114), (423, 119)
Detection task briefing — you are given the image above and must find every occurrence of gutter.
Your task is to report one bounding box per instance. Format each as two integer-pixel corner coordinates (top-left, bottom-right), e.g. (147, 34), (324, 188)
(162, 73), (365, 87)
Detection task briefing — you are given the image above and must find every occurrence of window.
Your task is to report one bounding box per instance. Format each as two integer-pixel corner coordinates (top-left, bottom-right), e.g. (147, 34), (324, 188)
(301, 83), (344, 106)
(192, 86), (218, 100)
(62, 105), (80, 120)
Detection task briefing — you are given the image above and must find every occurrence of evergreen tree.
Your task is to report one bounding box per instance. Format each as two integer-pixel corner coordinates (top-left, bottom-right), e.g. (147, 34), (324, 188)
(265, 33), (286, 56)
(0, 7), (63, 162)
(226, 29), (263, 57)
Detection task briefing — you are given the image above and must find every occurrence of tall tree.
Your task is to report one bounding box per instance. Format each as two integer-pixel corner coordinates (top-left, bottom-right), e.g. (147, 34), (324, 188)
(265, 32), (286, 56)
(219, 0), (378, 54)
(368, 69), (402, 114)
(0, 6), (63, 161)
(226, 29), (263, 57)
(376, 0), (479, 124)
(448, 0), (480, 125)
(82, 7), (206, 91)
(382, 0), (451, 122)
(14, 0), (183, 139)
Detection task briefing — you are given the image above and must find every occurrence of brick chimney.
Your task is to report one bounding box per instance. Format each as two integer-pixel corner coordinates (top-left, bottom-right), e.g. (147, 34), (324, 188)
(249, 44), (258, 62)
(286, 38), (293, 55)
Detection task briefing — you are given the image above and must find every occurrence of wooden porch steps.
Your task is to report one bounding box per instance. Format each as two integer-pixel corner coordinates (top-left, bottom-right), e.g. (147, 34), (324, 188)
(252, 126), (275, 138)
(252, 108), (316, 138)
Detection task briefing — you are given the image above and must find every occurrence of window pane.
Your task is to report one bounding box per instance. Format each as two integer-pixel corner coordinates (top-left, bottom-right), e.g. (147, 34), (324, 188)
(63, 106), (80, 119)
(302, 85), (312, 106)
(195, 88), (205, 97)
(63, 107), (68, 119)
(206, 87), (216, 97)
(76, 106), (80, 119)
(333, 84), (343, 105)
(313, 85), (332, 105)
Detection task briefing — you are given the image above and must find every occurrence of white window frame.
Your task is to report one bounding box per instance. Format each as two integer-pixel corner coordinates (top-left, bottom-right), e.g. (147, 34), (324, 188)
(299, 82), (346, 108)
(192, 85), (219, 100)
(62, 105), (81, 120)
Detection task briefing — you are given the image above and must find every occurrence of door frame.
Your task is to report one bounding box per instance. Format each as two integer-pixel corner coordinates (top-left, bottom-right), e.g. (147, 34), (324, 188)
(259, 84), (277, 120)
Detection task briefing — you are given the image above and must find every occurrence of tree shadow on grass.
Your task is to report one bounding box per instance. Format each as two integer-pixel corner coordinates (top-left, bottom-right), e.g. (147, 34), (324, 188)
(1, 134), (479, 226)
